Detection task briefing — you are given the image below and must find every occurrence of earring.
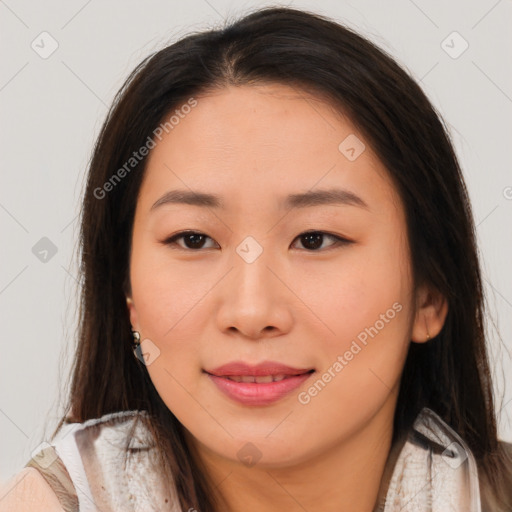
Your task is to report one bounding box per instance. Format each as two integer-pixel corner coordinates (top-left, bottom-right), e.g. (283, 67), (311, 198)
(131, 330), (142, 360)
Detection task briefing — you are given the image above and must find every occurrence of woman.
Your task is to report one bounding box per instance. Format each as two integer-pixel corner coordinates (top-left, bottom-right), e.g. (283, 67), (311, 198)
(4, 6), (511, 511)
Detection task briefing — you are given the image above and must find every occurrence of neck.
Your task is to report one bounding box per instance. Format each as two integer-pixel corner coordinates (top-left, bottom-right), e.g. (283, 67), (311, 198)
(189, 401), (396, 512)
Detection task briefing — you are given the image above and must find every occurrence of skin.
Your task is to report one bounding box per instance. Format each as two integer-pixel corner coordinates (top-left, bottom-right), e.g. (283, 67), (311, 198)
(126, 83), (448, 512)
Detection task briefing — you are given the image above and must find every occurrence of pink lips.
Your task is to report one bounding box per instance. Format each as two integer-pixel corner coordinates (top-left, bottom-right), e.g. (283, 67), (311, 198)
(205, 361), (314, 406)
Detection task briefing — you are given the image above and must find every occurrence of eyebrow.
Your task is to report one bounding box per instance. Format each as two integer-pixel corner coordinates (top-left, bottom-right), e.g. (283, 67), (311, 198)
(150, 188), (369, 212)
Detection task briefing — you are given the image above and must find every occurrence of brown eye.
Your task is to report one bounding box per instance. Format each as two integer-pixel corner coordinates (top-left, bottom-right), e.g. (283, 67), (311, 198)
(292, 231), (353, 251)
(162, 230), (353, 252)
(163, 231), (218, 250)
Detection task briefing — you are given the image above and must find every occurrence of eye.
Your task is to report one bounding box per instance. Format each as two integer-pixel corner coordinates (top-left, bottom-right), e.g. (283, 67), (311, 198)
(291, 231), (353, 251)
(162, 230), (353, 252)
(162, 231), (218, 250)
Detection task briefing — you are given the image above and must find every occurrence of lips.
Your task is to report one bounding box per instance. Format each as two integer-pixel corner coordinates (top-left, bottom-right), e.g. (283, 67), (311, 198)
(204, 361), (315, 406)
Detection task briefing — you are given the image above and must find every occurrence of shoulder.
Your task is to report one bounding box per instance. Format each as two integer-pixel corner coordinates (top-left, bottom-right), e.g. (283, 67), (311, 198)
(25, 409), (172, 511)
(9, 409), (151, 512)
(0, 467), (65, 512)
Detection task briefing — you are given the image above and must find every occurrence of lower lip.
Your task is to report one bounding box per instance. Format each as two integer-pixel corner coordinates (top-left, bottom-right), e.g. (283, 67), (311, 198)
(206, 372), (314, 406)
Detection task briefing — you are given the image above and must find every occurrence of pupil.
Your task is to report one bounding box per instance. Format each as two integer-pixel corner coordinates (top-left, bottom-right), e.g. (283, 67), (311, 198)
(186, 234), (204, 248)
(303, 233), (322, 250)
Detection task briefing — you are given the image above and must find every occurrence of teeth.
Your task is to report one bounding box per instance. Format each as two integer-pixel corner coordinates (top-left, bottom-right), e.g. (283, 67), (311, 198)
(225, 374), (290, 383)
(254, 375), (273, 383)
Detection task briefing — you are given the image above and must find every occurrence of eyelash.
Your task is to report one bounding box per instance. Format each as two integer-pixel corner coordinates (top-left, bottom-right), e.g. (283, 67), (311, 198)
(162, 230), (353, 252)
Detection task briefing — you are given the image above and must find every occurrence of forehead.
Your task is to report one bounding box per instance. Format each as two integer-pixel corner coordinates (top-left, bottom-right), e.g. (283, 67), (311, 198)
(138, 83), (400, 217)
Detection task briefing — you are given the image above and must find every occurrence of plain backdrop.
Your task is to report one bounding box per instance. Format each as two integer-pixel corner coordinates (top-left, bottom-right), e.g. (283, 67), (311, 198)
(1, 0), (511, 484)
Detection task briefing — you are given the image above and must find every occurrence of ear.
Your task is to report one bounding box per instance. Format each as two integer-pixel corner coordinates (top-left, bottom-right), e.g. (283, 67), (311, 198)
(411, 283), (449, 344)
(125, 295), (139, 332)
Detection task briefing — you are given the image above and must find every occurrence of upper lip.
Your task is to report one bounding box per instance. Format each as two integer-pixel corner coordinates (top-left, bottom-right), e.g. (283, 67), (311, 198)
(205, 361), (314, 377)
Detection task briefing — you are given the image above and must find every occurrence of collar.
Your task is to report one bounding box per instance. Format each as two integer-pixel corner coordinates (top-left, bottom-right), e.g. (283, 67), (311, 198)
(373, 407), (481, 511)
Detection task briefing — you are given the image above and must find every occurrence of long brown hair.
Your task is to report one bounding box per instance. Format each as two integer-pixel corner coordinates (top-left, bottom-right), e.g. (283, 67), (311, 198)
(50, 6), (510, 510)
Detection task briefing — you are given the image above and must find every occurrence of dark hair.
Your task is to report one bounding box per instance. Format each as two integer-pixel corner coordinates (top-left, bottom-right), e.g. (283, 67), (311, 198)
(51, 5), (510, 510)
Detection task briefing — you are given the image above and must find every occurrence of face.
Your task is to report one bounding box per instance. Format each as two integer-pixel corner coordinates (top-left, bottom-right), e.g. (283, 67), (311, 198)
(126, 83), (440, 470)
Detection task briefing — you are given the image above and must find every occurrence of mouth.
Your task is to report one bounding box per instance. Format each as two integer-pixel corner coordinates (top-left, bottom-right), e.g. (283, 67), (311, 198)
(204, 362), (315, 406)
(217, 373), (310, 383)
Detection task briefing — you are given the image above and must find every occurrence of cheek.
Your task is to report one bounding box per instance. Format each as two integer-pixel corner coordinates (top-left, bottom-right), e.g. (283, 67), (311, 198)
(299, 232), (412, 393)
(132, 263), (208, 421)
(295, 268), (411, 436)
(299, 244), (408, 345)
(130, 239), (208, 337)
(129, 246), (210, 405)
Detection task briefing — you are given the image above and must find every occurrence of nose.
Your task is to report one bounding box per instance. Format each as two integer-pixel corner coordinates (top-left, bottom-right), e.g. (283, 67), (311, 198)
(216, 249), (294, 341)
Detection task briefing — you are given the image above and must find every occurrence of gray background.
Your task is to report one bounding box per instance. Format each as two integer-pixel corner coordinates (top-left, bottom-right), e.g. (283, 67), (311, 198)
(1, 0), (511, 484)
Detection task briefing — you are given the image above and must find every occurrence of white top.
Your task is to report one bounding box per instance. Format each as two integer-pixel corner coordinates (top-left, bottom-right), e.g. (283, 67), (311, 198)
(48, 410), (180, 512)
(31, 407), (483, 511)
